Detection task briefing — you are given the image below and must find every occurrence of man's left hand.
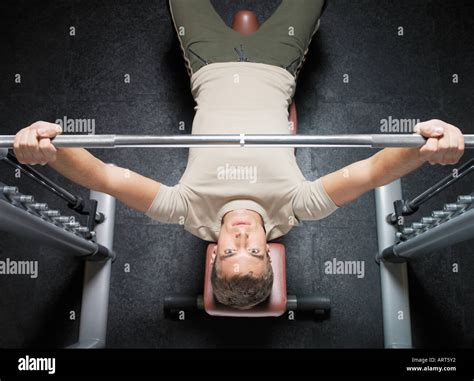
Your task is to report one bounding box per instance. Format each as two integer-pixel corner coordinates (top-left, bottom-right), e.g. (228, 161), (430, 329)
(415, 119), (464, 165)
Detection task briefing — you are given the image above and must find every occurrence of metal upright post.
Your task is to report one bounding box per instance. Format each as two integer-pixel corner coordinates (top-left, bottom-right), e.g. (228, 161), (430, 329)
(68, 189), (116, 349)
(375, 181), (412, 348)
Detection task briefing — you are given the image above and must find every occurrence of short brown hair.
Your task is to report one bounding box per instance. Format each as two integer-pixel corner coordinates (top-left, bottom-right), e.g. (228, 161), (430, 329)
(211, 260), (274, 310)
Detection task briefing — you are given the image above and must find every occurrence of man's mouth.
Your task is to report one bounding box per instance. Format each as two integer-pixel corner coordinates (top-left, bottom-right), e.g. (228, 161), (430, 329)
(232, 221), (251, 226)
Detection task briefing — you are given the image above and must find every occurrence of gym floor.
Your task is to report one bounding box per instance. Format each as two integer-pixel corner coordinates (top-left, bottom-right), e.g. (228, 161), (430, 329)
(0, 0), (473, 348)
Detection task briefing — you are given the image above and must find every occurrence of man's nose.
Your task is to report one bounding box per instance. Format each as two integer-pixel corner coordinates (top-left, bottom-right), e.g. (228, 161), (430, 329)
(235, 231), (249, 240)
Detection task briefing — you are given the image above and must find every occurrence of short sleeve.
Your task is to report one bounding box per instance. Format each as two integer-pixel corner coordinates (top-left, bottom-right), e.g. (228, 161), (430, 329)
(292, 178), (339, 221)
(145, 184), (188, 224)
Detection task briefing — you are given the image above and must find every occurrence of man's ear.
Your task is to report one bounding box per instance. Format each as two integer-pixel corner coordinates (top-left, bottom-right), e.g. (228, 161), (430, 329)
(266, 244), (272, 262)
(211, 249), (217, 264)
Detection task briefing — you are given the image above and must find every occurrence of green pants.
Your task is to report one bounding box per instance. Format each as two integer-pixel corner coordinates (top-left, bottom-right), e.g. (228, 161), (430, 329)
(168, 0), (327, 79)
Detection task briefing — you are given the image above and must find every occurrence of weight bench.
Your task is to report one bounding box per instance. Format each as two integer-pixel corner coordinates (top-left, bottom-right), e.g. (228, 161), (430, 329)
(164, 242), (330, 318)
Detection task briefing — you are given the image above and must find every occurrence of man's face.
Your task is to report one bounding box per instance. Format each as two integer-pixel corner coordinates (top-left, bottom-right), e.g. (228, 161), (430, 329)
(214, 209), (270, 278)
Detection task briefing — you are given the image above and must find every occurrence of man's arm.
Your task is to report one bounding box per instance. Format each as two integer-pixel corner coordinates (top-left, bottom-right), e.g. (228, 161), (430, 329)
(321, 120), (465, 207)
(50, 148), (161, 213)
(321, 148), (424, 207)
(13, 122), (160, 213)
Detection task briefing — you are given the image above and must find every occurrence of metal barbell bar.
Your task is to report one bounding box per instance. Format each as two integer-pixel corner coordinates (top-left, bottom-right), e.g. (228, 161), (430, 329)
(0, 134), (473, 149)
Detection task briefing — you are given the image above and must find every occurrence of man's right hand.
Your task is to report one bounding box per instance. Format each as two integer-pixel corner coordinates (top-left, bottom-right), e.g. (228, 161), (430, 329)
(13, 121), (62, 165)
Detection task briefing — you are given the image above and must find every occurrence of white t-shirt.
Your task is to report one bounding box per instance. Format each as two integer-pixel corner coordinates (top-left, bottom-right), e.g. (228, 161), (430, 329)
(146, 62), (338, 241)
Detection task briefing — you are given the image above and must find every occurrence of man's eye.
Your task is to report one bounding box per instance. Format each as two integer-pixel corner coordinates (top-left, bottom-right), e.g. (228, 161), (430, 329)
(224, 249), (233, 255)
(250, 248), (260, 254)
